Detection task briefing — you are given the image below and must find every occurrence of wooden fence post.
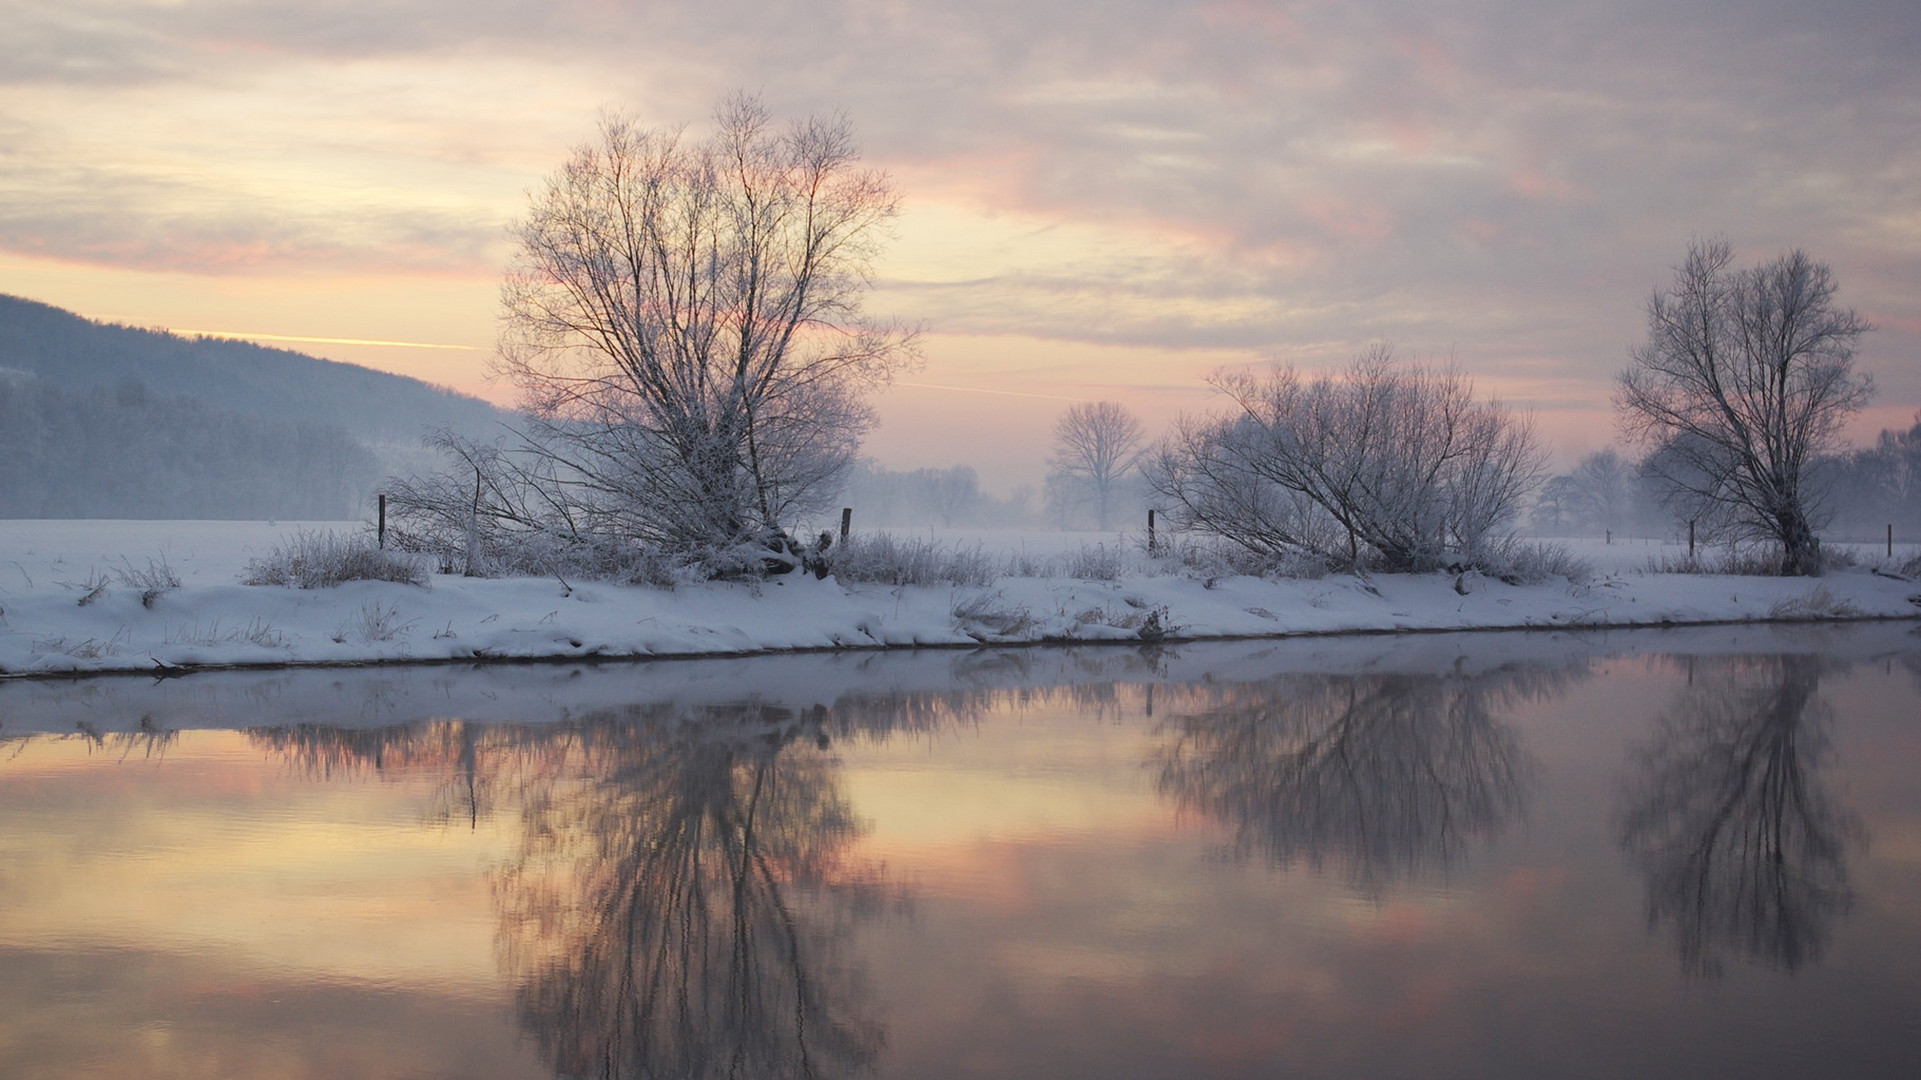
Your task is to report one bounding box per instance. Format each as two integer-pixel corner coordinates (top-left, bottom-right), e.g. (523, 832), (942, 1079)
(1688, 519), (1696, 560)
(840, 507), (852, 543)
(1147, 509), (1157, 555)
(378, 494), (387, 550)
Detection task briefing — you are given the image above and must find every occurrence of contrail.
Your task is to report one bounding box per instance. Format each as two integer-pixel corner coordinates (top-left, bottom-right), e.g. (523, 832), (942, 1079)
(893, 380), (1090, 403)
(161, 328), (482, 351)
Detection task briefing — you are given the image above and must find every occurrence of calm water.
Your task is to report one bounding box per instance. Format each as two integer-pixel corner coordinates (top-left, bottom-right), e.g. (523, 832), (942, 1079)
(3, 626), (1919, 1079)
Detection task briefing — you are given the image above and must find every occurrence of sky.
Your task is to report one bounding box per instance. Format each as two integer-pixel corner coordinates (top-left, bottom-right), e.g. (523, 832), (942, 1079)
(3, 0), (1918, 490)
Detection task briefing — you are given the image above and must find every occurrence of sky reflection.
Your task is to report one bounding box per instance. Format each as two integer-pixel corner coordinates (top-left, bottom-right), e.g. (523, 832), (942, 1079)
(3, 635), (1920, 1078)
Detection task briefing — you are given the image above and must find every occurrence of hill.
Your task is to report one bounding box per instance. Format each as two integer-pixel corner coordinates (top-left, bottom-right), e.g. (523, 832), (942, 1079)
(0, 293), (507, 444)
(0, 294), (513, 520)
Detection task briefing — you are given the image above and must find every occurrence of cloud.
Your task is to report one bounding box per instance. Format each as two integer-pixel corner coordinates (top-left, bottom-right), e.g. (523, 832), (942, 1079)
(2, 0), (1916, 423)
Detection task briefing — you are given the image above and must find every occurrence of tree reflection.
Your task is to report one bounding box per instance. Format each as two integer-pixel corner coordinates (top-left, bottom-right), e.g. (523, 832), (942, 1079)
(1616, 655), (1861, 977)
(496, 705), (893, 1080)
(1154, 667), (1555, 895)
(248, 682), (1009, 1080)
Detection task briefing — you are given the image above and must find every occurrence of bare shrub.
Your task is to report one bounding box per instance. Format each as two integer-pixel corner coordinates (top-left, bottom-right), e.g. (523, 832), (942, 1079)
(166, 618), (286, 649)
(1645, 544), (1787, 576)
(1148, 530), (1329, 580)
(115, 555), (181, 608)
(953, 592), (1036, 638)
(829, 534), (998, 587)
(1769, 586), (1862, 620)
(333, 601), (417, 644)
(1150, 346), (1543, 573)
(1062, 542), (1126, 581)
(246, 530), (428, 589)
(37, 628), (128, 659)
(1481, 541), (1592, 585)
(61, 567), (112, 607)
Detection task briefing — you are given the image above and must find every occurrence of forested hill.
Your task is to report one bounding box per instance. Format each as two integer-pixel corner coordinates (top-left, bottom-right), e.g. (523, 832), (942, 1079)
(0, 294), (512, 520)
(0, 293), (506, 444)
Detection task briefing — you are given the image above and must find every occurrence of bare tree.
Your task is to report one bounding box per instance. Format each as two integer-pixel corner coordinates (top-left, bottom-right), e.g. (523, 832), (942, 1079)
(396, 95), (917, 576)
(1618, 240), (1872, 575)
(1149, 346), (1543, 571)
(1048, 401), (1146, 530)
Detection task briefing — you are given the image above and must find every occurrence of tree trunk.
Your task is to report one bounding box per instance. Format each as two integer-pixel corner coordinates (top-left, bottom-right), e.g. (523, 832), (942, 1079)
(1777, 508), (1822, 576)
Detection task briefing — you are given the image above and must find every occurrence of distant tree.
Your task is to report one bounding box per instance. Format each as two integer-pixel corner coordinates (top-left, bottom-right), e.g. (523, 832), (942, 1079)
(1048, 401), (1146, 530)
(1822, 412), (1921, 540)
(926, 465), (982, 526)
(1618, 240), (1872, 575)
(1529, 474), (1579, 535)
(1567, 449), (1636, 535)
(396, 94), (918, 576)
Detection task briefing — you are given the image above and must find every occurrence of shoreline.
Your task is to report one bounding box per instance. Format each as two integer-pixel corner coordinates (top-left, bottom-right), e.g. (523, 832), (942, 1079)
(5, 520), (1918, 683)
(4, 604), (1916, 685)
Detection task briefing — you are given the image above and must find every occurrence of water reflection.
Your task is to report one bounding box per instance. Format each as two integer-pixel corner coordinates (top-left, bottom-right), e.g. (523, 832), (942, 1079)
(1616, 655), (1863, 977)
(1153, 666), (1563, 895)
(247, 689), (995, 1080)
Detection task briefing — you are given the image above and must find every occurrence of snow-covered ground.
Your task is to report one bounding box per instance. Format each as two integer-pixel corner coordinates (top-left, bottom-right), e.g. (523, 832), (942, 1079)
(2, 520), (1917, 678)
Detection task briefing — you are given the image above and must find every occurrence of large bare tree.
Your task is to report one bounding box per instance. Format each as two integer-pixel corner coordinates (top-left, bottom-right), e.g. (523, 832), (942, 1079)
(1049, 400), (1146, 530)
(1618, 240), (1872, 575)
(397, 95), (917, 575)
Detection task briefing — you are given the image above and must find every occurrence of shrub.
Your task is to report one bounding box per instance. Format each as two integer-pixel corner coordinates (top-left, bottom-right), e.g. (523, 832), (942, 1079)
(1148, 346), (1543, 572)
(1644, 544), (1789, 576)
(1062, 542), (1126, 581)
(1480, 540), (1592, 585)
(246, 530), (429, 589)
(829, 534), (998, 587)
(115, 555), (180, 608)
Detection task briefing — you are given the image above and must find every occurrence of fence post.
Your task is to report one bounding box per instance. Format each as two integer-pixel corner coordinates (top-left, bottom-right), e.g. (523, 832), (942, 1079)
(378, 493), (387, 550)
(1890, 523), (1894, 559)
(840, 507), (852, 543)
(1688, 519), (1696, 560)
(1147, 509), (1157, 555)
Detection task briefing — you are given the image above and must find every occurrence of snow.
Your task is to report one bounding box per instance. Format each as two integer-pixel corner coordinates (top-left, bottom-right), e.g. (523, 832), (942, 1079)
(2, 520), (1918, 679)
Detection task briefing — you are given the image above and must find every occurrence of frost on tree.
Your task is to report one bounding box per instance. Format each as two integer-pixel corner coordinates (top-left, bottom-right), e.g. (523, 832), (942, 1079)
(389, 95), (918, 577)
(1618, 240), (1872, 576)
(1149, 346), (1542, 573)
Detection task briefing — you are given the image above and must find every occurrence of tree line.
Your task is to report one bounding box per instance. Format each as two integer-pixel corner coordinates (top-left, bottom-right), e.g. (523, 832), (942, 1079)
(386, 95), (1899, 579)
(0, 376), (376, 519)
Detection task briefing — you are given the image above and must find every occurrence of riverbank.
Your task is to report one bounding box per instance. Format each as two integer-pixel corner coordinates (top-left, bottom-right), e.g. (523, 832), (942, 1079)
(3, 520), (1918, 679)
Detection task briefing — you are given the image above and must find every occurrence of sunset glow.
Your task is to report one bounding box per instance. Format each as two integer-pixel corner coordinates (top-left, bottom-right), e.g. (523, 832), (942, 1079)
(3, 0), (1917, 484)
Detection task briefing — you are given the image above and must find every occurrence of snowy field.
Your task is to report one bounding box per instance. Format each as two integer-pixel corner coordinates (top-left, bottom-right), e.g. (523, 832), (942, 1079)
(1, 519), (1918, 678)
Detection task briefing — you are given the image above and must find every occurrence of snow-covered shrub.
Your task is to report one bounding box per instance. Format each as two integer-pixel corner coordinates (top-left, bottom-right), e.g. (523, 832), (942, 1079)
(332, 600), (417, 643)
(1480, 541), (1591, 585)
(246, 530), (428, 589)
(115, 555), (180, 608)
(1148, 347), (1543, 573)
(1643, 544), (1788, 576)
(953, 592), (1035, 638)
(1062, 542), (1127, 581)
(829, 534), (998, 587)
(1768, 586), (1861, 620)
(1148, 530), (1329, 580)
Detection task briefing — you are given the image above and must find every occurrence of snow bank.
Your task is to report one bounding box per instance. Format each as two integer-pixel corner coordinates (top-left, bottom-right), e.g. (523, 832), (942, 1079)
(2, 520), (1917, 679)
